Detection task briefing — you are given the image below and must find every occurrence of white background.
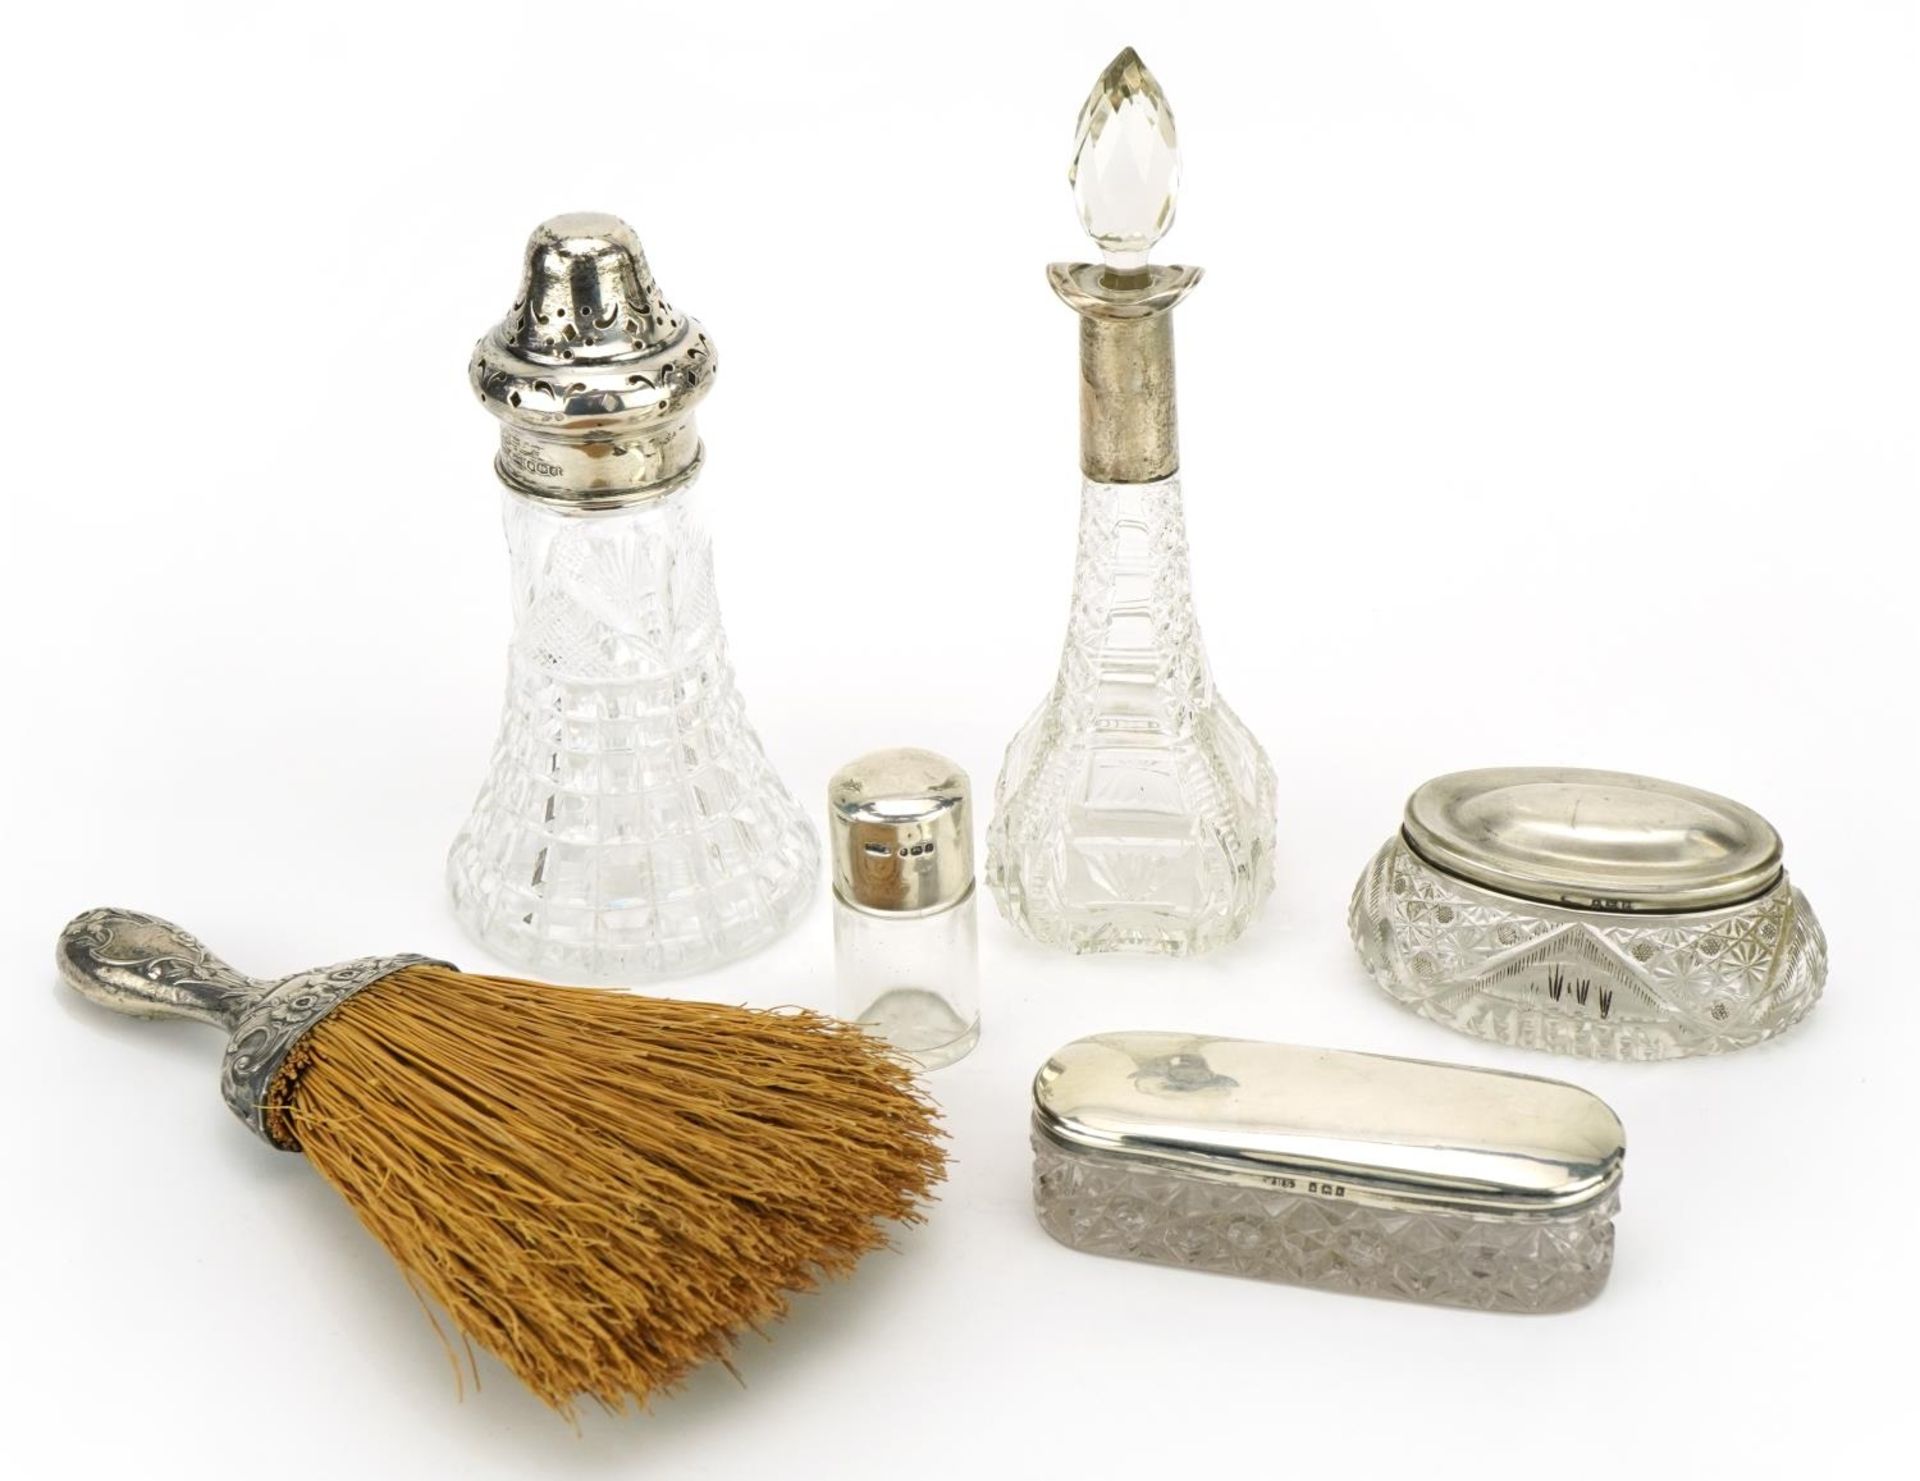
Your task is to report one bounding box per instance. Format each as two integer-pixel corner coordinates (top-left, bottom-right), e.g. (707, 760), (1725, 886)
(5, 2), (1914, 1476)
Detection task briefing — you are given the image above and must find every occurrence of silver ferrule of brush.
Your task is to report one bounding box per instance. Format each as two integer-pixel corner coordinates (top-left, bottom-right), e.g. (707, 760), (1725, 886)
(56, 907), (445, 1148)
(469, 212), (716, 509)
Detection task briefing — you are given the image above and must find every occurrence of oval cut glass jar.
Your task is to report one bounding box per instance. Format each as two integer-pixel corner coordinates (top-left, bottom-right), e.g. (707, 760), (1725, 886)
(1351, 768), (1827, 1060)
(1032, 1032), (1625, 1314)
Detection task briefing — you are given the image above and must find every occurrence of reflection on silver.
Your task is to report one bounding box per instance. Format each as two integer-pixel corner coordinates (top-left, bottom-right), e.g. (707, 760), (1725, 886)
(1034, 1032), (1623, 1217)
(1403, 767), (1783, 912)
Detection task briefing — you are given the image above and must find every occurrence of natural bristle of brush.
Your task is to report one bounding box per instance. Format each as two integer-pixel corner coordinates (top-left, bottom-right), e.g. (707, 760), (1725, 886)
(266, 963), (946, 1416)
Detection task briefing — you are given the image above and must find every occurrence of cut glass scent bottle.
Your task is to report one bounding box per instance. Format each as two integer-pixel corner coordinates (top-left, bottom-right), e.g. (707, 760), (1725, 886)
(986, 51), (1277, 956)
(448, 215), (818, 982)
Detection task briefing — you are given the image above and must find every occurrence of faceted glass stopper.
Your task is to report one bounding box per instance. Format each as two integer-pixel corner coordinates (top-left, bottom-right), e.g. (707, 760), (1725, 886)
(1070, 47), (1180, 271)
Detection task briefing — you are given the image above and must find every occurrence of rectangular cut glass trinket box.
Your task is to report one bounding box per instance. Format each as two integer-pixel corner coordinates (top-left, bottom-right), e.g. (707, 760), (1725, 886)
(1032, 1032), (1625, 1313)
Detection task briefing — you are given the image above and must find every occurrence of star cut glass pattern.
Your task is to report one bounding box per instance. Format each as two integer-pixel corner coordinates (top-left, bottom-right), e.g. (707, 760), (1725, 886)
(1033, 1137), (1617, 1314)
(447, 487), (817, 982)
(1070, 47), (1181, 272)
(986, 477), (1275, 955)
(1348, 839), (1826, 1060)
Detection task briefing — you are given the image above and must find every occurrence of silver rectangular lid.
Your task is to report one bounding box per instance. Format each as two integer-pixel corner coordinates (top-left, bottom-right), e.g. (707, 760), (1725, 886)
(1033, 1032), (1625, 1217)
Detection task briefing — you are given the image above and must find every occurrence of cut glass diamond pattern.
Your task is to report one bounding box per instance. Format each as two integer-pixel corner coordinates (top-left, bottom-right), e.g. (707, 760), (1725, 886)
(1071, 48), (1181, 270)
(1034, 1138), (1617, 1313)
(448, 488), (817, 981)
(987, 477), (1275, 955)
(1349, 839), (1825, 1060)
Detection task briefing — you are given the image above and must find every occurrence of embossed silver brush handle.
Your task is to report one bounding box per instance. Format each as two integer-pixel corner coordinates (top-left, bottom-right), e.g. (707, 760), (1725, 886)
(57, 907), (444, 1148)
(58, 908), (271, 1027)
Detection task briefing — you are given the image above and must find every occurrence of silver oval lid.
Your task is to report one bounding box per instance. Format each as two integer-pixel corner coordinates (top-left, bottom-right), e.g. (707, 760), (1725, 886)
(1033, 1032), (1624, 1217)
(1402, 767), (1784, 913)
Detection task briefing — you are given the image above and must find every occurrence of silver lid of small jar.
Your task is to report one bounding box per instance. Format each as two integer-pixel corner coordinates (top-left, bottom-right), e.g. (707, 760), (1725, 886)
(828, 749), (973, 914)
(469, 213), (716, 508)
(1033, 1032), (1625, 1218)
(1402, 767), (1785, 914)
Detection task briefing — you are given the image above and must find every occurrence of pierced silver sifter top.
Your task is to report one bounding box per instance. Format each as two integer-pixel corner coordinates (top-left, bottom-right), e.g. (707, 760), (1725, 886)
(470, 212), (717, 507)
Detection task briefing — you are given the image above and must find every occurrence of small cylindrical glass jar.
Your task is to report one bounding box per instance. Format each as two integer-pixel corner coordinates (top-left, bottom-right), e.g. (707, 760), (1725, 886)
(829, 749), (980, 1070)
